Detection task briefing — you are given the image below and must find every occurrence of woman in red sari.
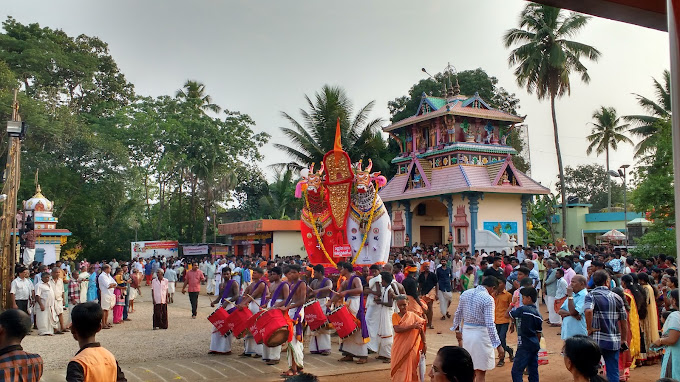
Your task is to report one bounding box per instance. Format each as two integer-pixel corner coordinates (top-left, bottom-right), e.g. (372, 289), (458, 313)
(391, 296), (426, 382)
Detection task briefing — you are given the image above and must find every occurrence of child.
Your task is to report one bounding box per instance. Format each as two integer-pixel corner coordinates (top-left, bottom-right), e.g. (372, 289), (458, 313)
(67, 302), (127, 381)
(509, 287), (542, 382)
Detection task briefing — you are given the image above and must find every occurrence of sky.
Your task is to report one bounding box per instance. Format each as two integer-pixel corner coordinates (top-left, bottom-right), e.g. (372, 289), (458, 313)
(1, 0), (671, 190)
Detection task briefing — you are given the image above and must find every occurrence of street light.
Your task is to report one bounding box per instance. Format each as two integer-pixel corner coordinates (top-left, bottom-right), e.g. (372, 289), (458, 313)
(609, 164), (630, 249)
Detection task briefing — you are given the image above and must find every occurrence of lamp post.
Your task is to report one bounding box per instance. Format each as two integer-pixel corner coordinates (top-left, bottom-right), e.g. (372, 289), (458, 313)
(608, 164), (630, 249)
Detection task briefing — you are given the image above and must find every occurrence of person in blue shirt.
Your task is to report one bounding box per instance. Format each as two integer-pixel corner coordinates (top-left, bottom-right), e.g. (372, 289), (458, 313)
(144, 260), (153, 286)
(558, 275), (588, 340)
(510, 287), (542, 382)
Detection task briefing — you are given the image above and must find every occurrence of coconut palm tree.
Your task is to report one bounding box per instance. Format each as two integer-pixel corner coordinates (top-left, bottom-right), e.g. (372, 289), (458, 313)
(504, 3), (601, 239)
(624, 70), (671, 158)
(586, 106), (633, 210)
(175, 80), (221, 113)
(259, 168), (301, 219)
(275, 85), (389, 174)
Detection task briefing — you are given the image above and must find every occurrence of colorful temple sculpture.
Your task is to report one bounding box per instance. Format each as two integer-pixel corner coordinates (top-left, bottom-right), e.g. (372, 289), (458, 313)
(20, 184), (71, 265)
(379, 81), (549, 253)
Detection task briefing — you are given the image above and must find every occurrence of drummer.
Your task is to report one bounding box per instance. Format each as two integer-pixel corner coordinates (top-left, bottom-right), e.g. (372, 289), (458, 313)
(275, 264), (307, 378)
(237, 267), (267, 359)
(262, 266), (288, 365)
(209, 268), (239, 355)
(329, 262), (370, 364)
(307, 264), (333, 356)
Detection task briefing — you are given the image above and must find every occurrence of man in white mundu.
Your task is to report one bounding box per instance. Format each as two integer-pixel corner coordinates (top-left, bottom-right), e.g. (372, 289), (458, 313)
(263, 267), (288, 365)
(329, 263), (369, 364)
(373, 271), (397, 361)
(35, 272), (58, 336)
(364, 265), (382, 355)
(307, 264), (333, 355)
(210, 268), (239, 354)
(275, 264), (306, 378)
(237, 268), (267, 358)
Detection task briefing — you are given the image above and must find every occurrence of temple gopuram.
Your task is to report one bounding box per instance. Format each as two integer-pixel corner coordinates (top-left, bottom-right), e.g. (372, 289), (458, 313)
(380, 79), (549, 253)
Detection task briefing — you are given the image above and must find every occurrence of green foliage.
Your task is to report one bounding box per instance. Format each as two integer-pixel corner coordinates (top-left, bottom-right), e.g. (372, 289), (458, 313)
(556, 164), (625, 211)
(624, 70), (671, 158)
(527, 194), (557, 246)
(0, 18), (268, 260)
(630, 119), (674, 224)
(275, 85), (392, 176)
(629, 224), (676, 258)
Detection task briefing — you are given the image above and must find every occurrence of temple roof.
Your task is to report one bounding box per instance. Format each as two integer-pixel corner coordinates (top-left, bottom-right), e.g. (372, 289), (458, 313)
(384, 93), (525, 132)
(379, 158), (549, 202)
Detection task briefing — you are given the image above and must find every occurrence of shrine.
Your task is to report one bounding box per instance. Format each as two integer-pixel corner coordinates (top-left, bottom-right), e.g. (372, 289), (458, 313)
(379, 79), (549, 253)
(19, 184), (71, 265)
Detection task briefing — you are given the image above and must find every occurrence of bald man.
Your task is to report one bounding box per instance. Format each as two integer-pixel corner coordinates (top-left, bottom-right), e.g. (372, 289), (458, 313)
(558, 275), (588, 340)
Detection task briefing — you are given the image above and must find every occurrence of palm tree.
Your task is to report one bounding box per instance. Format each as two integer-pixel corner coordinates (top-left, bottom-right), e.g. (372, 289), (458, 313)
(504, 3), (601, 239)
(624, 70), (671, 157)
(275, 85), (388, 173)
(586, 106), (633, 210)
(175, 80), (221, 113)
(259, 168), (301, 219)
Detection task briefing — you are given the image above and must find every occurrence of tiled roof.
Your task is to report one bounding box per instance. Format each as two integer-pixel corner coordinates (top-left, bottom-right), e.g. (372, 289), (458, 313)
(379, 161), (550, 202)
(485, 162), (504, 183)
(426, 97), (447, 110)
(384, 95), (524, 132)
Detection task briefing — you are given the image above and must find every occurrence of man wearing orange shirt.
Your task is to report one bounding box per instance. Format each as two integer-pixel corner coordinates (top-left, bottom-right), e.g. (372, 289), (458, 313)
(181, 261), (205, 319)
(493, 279), (514, 367)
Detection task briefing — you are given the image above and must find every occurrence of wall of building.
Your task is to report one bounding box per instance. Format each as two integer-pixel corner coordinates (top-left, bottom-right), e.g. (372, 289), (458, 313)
(553, 207), (643, 246)
(476, 193), (524, 246)
(272, 231), (306, 258)
(411, 198), (450, 245)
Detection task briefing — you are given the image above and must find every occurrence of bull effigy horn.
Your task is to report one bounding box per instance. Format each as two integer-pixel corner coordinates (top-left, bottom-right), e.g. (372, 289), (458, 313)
(318, 162), (325, 175)
(357, 159), (363, 172)
(366, 158), (373, 173)
(310, 163), (315, 174)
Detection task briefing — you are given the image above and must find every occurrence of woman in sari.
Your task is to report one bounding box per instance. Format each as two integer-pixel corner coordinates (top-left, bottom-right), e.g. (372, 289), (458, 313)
(87, 265), (98, 302)
(621, 275), (643, 366)
(653, 288), (680, 379)
(391, 295), (426, 382)
(402, 274), (427, 320)
(638, 272), (661, 365)
(112, 268), (125, 324)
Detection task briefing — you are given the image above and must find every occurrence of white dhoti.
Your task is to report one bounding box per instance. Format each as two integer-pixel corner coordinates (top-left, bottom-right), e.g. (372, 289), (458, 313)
(546, 295), (562, 324)
(102, 294), (115, 311)
(23, 248), (35, 265)
(263, 298), (283, 361)
(210, 302), (234, 353)
(79, 281), (89, 304)
(438, 290), (453, 316)
(244, 301), (263, 356)
(462, 324), (495, 371)
(168, 281), (176, 295)
(340, 296), (368, 358)
(54, 300), (64, 315)
(36, 305), (58, 336)
(287, 306), (304, 368)
(375, 287), (394, 359)
(309, 297), (332, 354)
(129, 287), (138, 301)
(206, 278), (216, 294)
(366, 276), (382, 353)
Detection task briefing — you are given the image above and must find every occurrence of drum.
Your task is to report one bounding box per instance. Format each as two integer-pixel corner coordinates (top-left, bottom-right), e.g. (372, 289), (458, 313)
(327, 305), (358, 339)
(224, 306), (253, 338)
(246, 309), (266, 344)
(303, 299), (328, 331)
(256, 308), (290, 347)
(207, 307), (231, 336)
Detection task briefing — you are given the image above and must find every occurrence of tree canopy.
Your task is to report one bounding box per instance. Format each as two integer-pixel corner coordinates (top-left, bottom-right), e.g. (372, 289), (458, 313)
(556, 164), (624, 212)
(0, 17), (268, 260)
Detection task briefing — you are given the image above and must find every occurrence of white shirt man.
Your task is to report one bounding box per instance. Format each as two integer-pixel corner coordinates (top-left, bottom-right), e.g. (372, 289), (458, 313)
(10, 271), (34, 313)
(98, 269), (116, 310)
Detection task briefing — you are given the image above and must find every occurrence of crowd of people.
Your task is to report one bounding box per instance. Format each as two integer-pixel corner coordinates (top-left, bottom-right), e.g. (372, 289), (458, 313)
(3, 245), (680, 382)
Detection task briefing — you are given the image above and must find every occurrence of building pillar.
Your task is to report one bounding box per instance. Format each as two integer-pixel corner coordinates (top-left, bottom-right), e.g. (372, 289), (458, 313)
(403, 200), (412, 247)
(446, 194), (453, 253)
(465, 192), (482, 254)
(411, 126), (417, 152)
(521, 195), (532, 247)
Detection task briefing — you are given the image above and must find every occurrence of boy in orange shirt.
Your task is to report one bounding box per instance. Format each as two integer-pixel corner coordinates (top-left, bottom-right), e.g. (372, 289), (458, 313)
(493, 280), (514, 366)
(67, 302), (126, 381)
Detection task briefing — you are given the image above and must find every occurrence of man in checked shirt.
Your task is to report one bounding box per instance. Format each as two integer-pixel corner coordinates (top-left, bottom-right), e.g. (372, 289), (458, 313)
(451, 276), (503, 382)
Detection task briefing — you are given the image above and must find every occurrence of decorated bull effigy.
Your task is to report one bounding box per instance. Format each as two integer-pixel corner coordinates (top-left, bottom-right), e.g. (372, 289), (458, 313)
(295, 121), (390, 267)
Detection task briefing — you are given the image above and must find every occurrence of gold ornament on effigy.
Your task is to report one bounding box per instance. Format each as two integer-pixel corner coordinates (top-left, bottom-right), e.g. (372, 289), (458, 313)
(323, 152), (353, 229)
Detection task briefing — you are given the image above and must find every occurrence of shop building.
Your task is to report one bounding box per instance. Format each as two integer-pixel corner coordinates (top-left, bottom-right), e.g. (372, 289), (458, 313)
(218, 219), (305, 259)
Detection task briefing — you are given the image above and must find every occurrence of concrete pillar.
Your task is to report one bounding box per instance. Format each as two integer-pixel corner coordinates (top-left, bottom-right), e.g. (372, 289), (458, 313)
(668, 0), (680, 262)
(521, 195), (532, 247)
(466, 192), (482, 254)
(403, 200), (412, 247)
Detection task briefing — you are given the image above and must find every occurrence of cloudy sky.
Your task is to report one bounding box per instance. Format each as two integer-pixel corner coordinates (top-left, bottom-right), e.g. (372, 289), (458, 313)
(2, 0), (670, 189)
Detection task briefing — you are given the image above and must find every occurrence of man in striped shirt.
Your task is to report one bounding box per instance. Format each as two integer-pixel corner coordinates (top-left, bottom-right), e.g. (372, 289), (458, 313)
(451, 276), (502, 382)
(0, 309), (43, 382)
